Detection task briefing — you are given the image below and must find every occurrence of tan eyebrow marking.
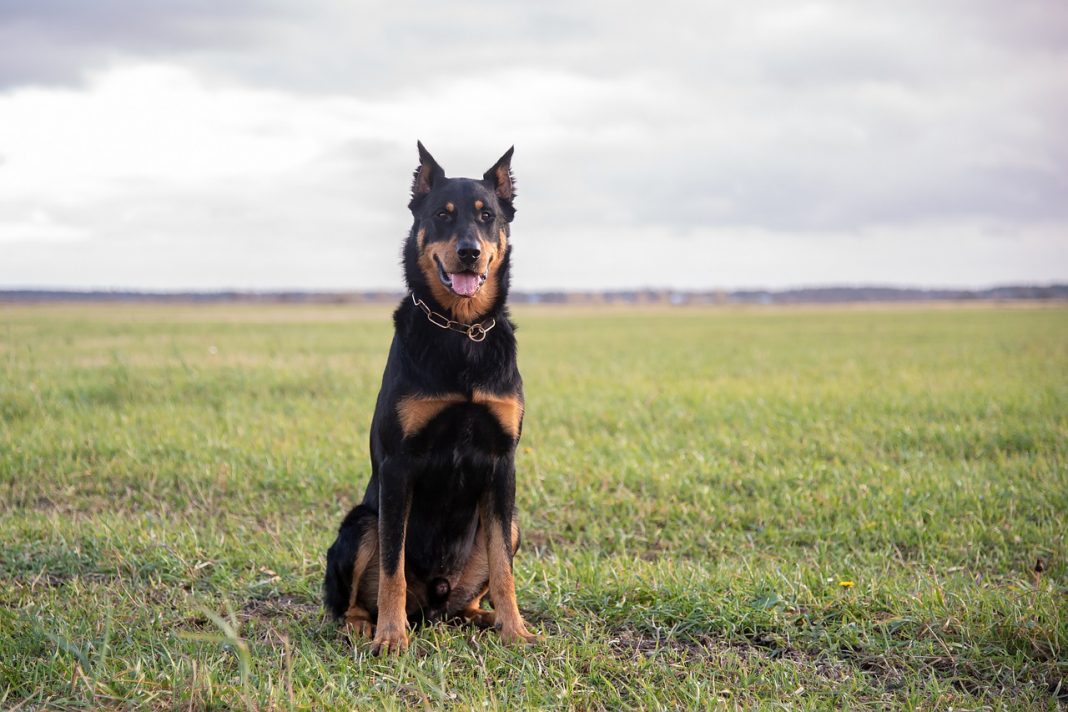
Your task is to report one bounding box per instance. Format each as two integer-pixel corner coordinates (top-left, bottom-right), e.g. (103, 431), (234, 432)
(445, 202), (455, 213)
(474, 200), (484, 211)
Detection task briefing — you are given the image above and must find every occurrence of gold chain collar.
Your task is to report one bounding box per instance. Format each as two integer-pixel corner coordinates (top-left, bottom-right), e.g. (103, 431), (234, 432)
(410, 293), (497, 342)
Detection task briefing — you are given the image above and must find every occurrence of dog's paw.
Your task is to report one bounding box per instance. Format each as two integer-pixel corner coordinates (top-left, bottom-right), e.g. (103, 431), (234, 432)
(461, 607), (497, 629)
(343, 616), (374, 640)
(342, 606), (375, 639)
(370, 624), (409, 656)
(497, 624), (540, 646)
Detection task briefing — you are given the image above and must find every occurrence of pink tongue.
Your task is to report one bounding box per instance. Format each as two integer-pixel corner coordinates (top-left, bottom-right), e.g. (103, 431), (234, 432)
(450, 272), (480, 296)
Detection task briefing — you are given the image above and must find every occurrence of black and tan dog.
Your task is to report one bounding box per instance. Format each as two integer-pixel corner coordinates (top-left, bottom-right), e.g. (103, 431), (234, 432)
(323, 142), (536, 654)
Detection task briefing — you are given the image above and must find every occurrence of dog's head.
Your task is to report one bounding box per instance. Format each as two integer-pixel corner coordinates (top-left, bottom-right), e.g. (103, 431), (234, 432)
(404, 142), (515, 323)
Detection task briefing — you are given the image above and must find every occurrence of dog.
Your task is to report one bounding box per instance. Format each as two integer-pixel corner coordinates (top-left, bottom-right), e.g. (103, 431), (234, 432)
(323, 142), (536, 654)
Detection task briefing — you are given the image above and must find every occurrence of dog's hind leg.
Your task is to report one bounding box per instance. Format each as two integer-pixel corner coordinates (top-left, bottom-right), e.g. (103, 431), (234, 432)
(447, 523), (493, 627)
(449, 518), (521, 629)
(343, 524), (379, 639)
(324, 505), (379, 639)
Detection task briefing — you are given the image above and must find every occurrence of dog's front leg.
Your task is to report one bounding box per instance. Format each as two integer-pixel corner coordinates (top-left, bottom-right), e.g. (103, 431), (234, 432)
(373, 456), (411, 655)
(482, 454), (537, 645)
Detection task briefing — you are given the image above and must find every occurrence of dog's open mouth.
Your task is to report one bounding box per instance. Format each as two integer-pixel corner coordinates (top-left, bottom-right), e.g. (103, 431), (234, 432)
(435, 256), (487, 298)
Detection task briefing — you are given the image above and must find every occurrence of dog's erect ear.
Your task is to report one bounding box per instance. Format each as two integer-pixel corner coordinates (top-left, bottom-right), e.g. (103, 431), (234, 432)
(410, 141), (445, 204)
(483, 146), (515, 202)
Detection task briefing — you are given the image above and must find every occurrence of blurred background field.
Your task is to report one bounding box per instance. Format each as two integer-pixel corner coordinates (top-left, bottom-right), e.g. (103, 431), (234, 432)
(1, 303), (1065, 709)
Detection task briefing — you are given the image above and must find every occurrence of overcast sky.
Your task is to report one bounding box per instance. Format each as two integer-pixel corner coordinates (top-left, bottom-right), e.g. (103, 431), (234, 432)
(1, 1), (1066, 291)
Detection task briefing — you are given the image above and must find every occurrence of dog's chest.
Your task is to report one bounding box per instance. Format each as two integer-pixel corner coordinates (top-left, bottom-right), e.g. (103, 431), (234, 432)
(396, 391), (522, 442)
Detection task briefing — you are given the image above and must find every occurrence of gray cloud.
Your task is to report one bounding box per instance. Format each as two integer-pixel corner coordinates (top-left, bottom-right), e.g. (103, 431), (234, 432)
(1, 1), (1066, 289)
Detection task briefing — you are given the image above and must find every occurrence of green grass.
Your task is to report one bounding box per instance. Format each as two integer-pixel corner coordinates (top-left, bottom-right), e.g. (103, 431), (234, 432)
(1, 303), (1066, 709)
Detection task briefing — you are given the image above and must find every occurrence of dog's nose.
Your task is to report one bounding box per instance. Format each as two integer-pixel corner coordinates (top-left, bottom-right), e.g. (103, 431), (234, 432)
(456, 241), (481, 263)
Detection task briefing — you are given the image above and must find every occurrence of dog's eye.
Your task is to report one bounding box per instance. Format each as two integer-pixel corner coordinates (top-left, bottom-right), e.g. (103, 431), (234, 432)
(480, 210), (494, 222)
(435, 211), (450, 220)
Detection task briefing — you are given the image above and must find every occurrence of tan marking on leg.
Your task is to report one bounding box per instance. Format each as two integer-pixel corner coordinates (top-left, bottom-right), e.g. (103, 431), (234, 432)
(461, 519), (521, 627)
(343, 525), (379, 639)
(447, 522), (491, 624)
(343, 607), (374, 639)
(481, 506), (536, 645)
(372, 568), (408, 655)
(473, 390), (523, 440)
(371, 495), (411, 656)
(396, 394), (466, 437)
(462, 602), (496, 628)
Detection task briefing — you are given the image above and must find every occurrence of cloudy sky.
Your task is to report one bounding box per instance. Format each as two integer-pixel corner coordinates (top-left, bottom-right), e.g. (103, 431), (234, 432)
(1, 1), (1066, 291)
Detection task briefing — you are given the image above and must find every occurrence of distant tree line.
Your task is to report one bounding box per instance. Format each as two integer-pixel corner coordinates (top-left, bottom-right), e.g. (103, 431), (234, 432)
(2, 285), (1066, 304)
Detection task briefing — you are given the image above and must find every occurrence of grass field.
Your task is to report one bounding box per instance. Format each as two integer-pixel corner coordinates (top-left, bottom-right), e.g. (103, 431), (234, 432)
(1, 303), (1066, 709)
